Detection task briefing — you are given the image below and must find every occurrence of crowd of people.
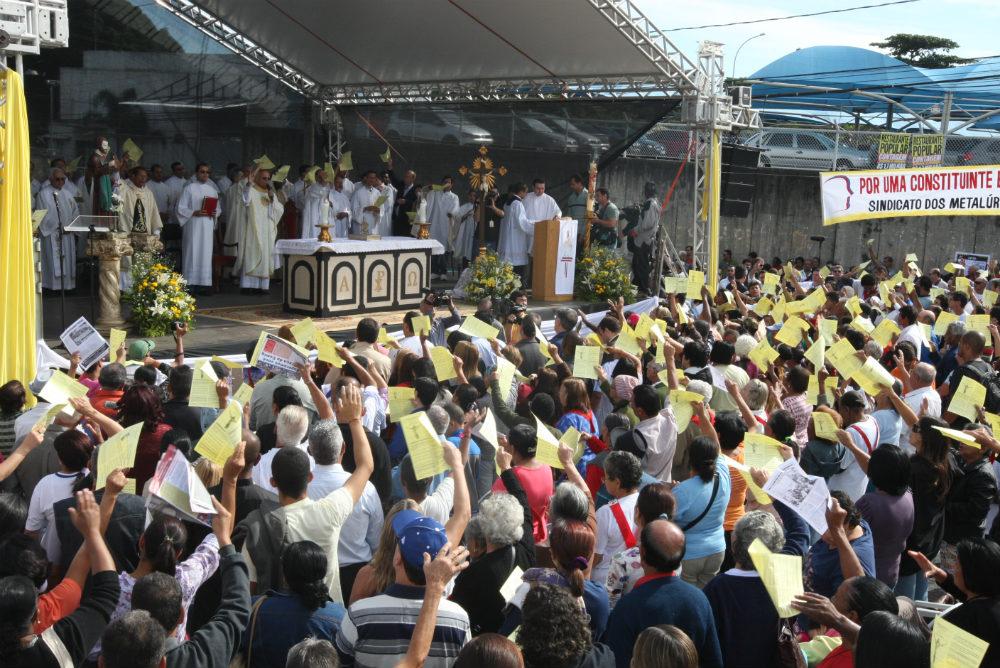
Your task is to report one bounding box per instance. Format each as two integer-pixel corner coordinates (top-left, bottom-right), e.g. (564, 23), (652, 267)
(8, 196), (1000, 667)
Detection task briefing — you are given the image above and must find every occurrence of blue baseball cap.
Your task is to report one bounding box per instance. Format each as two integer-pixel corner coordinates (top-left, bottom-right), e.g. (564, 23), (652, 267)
(391, 509), (448, 568)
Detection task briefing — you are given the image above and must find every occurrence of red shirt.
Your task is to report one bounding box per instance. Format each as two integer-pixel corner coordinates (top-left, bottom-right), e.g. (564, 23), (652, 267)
(90, 388), (124, 418)
(818, 643), (854, 668)
(492, 463), (555, 542)
(34, 578), (82, 633)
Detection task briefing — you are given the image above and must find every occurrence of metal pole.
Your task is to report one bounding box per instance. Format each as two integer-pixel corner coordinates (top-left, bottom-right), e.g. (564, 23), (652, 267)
(731, 32), (765, 79)
(940, 92), (953, 164)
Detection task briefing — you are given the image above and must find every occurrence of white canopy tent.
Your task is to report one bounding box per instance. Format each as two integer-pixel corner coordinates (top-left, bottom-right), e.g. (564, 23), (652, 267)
(158, 0), (699, 104)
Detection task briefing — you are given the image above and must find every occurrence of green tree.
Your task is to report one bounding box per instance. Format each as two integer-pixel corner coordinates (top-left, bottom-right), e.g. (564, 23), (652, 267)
(870, 34), (975, 68)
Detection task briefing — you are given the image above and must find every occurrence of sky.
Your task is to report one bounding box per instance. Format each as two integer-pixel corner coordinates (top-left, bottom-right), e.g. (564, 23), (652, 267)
(634, 0), (996, 77)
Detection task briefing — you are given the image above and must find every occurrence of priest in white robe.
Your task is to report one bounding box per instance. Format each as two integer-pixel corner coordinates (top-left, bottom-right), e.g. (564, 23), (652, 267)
(330, 175), (352, 238)
(451, 190), (478, 265)
(235, 166), (284, 294)
(177, 163), (222, 292)
(425, 177), (459, 277)
(223, 173), (249, 259)
(350, 170), (384, 236)
(299, 169), (336, 239)
(522, 178), (562, 254)
(498, 184), (532, 278)
(35, 168), (78, 290)
(164, 162), (187, 225)
(377, 171), (396, 237)
(147, 164), (171, 228)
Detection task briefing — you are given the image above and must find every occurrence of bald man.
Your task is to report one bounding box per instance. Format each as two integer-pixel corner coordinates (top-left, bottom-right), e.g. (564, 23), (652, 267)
(605, 520), (723, 668)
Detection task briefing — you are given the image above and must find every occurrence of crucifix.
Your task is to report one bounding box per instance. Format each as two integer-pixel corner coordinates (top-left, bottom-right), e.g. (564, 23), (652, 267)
(459, 145), (506, 257)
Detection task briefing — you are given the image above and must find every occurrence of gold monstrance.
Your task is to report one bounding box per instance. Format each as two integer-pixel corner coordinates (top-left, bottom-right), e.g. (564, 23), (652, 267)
(458, 145), (506, 257)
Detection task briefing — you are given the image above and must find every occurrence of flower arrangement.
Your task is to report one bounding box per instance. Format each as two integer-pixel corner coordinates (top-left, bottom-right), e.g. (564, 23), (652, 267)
(124, 252), (196, 336)
(575, 246), (637, 303)
(463, 251), (521, 304)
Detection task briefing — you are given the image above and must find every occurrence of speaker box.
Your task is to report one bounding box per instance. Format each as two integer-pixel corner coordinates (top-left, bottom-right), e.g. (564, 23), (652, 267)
(720, 143), (762, 218)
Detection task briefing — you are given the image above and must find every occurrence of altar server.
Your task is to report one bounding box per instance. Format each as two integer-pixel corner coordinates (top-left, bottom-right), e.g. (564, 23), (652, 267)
(223, 168), (249, 260)
(235, 166), (284, 295)
(177, 163), (222, 292)
(35, 168), (79, 290)
(331, 173), (353, 238)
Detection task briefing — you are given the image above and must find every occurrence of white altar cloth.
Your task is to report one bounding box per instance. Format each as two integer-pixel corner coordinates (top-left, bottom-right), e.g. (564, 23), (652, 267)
(276, 236), (445, 256)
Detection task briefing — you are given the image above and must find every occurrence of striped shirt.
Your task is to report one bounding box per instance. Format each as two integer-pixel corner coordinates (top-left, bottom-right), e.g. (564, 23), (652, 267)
(335, 583), (471, 668)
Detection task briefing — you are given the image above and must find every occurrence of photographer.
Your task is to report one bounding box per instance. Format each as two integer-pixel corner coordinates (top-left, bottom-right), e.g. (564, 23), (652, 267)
(418, 288), (462, 347)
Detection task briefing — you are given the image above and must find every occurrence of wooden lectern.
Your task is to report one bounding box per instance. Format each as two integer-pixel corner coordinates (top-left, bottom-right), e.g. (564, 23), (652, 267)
(531, 218), (576, 302)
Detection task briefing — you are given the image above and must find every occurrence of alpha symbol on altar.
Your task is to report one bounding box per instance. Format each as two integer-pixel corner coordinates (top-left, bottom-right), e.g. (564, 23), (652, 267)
(339, 276), (350, 293)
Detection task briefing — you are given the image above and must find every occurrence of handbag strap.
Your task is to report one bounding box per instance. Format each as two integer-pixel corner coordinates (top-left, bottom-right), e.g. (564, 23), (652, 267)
(244, 595), (269, 665)
(681, 472), (721, 532)
(610, 502), (637, 549)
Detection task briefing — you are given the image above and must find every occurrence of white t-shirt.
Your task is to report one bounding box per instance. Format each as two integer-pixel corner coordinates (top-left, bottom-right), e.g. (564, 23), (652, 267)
(901, 386), (942, 455)
(593, 491), (639, 585)
(27, 470), (86, 561)
(243, 487), (354, 603)
(828, 415), (880, 502)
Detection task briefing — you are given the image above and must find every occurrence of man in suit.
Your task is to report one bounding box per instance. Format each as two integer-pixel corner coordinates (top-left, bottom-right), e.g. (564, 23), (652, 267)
(388, 158), (419, 236)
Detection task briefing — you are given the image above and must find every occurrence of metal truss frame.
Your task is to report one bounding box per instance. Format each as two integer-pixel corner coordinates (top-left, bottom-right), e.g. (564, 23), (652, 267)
(158, 0), (761, 285)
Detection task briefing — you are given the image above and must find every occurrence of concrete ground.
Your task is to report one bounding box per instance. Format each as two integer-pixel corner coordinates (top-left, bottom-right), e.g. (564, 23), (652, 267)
(39, 273), (596, 361)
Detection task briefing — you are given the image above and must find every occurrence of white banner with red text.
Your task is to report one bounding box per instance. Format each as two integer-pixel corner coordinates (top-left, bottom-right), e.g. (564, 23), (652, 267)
(819, 165), (1000, 226)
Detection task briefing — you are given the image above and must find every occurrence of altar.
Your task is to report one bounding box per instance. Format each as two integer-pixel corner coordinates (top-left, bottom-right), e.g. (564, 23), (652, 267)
(275, 237), (445, 317)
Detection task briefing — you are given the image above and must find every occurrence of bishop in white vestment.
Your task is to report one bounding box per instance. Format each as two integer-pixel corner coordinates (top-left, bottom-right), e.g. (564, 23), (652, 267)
(35, 169), (79, 290)
(377, 174), (396, 237)
(177, 165), (222, 288)
(235, 168), (284, 293)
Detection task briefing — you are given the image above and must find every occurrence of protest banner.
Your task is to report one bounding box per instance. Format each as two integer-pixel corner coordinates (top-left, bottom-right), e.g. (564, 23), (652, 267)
(820, 165), (1000, 226)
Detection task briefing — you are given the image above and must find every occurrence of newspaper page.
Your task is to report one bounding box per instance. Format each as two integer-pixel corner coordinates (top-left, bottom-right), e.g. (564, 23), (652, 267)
(60, 316), (110, 370)
(762, 457), (830, 536)
(250, 331), (309, 378)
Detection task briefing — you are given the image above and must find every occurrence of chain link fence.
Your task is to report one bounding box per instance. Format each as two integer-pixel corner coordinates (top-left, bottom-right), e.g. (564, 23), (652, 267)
(626, 122), (1000, 171)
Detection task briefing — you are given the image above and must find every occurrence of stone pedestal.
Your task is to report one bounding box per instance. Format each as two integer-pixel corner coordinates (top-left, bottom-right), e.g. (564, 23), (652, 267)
(86, 233), (133, 329)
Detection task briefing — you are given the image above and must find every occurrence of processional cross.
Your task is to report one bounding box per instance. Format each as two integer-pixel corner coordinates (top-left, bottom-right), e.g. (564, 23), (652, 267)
(458, 145), (506, 257)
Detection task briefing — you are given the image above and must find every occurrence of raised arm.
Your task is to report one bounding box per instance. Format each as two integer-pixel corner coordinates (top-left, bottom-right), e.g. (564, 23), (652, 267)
(826, 498), (865, 582)
(835, 428), (870, 475)
(336, 384), (374, 505)
(298, 362), (334, 420)
(68, 397), (123, 437)
(726, 378), (760, 433)
(396, 543), (470, 668)
(440, 440), (471, 546)
(0, 425), (45, 482)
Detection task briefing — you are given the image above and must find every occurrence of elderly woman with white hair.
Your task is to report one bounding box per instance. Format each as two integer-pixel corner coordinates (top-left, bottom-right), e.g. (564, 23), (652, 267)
(451, 472), (534, 635)
(703, 507), (810, 666)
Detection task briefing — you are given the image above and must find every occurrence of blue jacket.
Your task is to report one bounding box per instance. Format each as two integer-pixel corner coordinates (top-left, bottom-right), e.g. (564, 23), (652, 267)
(243, 591), (345, 668)
(604, 574), (723, 668)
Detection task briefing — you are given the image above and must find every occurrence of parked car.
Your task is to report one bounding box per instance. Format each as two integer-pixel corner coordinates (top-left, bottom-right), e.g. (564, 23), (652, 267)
(536, 117), (610, 152)
(745, 129), (870, 170)
(384, 109), (493, 145)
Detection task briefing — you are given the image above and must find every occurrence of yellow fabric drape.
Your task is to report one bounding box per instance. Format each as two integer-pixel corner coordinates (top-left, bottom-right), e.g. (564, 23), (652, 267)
(706, 130), (722, 284)
(0, 69), (37, 405)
